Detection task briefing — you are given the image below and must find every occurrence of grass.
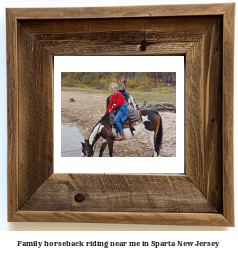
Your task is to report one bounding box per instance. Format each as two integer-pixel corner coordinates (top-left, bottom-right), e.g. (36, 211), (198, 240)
(147, 106), (156, 111)
(61, 86), (176, 104)
(62, 86), (111, 95)
(130, 88), (176, 104)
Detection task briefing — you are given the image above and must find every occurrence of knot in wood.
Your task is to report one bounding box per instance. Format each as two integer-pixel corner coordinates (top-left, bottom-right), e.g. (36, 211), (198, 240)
(140, 40), (147, 52)
(74, 193), (85, 202)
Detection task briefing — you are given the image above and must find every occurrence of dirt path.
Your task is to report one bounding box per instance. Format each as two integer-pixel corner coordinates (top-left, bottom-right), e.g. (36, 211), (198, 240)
(61, 90), (176, 157)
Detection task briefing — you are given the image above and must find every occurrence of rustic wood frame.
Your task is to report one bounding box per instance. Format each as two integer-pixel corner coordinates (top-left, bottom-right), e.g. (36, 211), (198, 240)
(7, 4), (234, 226)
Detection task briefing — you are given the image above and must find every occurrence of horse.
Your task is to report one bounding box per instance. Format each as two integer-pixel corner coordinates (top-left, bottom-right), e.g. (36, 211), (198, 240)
(81, 109), (162, 157)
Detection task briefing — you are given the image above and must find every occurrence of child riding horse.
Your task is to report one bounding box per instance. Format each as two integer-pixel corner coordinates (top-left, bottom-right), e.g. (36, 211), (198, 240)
(119, 80), (129, 102)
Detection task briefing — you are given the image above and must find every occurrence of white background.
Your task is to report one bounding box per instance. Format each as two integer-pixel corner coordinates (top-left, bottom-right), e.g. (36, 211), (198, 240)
(0, 0), (237, 252)
(55, 56), (184, 173)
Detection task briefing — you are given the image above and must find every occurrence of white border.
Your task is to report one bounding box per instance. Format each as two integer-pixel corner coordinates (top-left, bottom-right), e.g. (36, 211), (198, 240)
(54, 56), (184, 173)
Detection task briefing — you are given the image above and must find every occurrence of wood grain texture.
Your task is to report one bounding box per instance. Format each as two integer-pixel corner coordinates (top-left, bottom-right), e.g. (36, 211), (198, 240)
(20, 174), (217, 213)
(222, 4), (235, 226)
(12, 211), (232, 226)
(17, 23), (54, 208)
(185, 18), (222, 212)
(6, 9), (18, 221)
(8, 4), (233, 19)
(38, 41), (193, 56)
(6, 5), (234, 225)
(20, 17), (218, 34)
(19, 17), (218, 56)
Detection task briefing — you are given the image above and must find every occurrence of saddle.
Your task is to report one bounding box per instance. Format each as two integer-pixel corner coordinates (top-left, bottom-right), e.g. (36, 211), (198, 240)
(110, 108), (142, 136)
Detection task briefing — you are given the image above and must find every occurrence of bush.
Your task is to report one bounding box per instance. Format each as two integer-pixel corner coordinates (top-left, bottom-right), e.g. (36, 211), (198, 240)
(126, 75), (155, 91)
(157, 82), (166, 88)
(61, 72), (175, 91)
(104, 83), (110, 90)
(147, 106), (156, 111)
(77, 83), (87, 88)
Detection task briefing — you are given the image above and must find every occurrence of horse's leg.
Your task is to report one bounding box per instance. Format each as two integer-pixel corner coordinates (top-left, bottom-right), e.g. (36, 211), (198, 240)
(154, 115), (163, 156)
(141, 119), (158, 157)
(149, 133), (157, 157)
(142, 111), (162, 157)
(99, 139), (107, 157)
(150, 114), (163, 157)
(106, 137), (114, 157)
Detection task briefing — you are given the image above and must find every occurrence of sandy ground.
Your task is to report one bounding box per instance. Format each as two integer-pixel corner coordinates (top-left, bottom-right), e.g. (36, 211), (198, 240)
(61, 90), (176, 157)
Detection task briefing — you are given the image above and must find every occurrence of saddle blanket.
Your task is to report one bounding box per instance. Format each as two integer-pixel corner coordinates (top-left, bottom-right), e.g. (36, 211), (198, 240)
(110, 108), (142, 129)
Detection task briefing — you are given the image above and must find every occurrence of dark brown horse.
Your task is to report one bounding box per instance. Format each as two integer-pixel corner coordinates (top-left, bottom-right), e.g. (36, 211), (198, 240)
(81, 109), (162, 157)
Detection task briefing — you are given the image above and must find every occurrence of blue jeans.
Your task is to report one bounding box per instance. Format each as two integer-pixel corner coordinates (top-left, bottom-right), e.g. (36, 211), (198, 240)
(114, 111), (123, 133)
(114, 103), (129, 133)
(119, 90), (129, 102)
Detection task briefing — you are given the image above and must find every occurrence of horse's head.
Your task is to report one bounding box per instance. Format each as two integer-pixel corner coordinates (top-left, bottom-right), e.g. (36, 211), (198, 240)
(81, 139), (94, 157)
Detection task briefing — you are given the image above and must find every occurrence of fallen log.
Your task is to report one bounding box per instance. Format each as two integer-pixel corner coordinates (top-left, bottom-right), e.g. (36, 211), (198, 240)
(141, 101), (176, 112)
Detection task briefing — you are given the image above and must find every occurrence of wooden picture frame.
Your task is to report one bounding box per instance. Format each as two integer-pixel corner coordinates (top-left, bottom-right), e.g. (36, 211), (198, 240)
(7, 3), (234, 226)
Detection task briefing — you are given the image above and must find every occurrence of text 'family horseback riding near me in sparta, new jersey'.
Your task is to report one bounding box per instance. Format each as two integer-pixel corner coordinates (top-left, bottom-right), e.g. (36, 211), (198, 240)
(17, 240), (220, 248)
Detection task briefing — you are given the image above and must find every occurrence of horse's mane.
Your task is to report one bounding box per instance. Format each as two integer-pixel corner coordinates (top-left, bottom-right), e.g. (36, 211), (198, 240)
(89, 118), (102, 136)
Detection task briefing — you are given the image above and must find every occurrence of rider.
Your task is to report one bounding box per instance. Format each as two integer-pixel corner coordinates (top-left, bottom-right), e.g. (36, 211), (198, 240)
(105, 83), (129, 141)
(119, 80), (129, 103)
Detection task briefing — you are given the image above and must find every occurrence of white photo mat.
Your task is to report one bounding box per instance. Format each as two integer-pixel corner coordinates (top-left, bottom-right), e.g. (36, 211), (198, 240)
(54, 56), (184, 173)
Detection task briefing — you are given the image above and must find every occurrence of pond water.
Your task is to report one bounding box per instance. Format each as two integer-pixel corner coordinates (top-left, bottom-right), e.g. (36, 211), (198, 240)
(61, 122), (98, 157)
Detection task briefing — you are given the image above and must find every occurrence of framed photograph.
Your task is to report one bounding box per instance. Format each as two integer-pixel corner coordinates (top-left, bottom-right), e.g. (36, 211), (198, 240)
(56, 56), (184, 174)
(7, 3), (234, 225)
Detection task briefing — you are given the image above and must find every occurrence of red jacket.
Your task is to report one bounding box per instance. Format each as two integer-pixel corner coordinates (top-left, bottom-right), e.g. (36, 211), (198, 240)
(105, 92), (126, 114)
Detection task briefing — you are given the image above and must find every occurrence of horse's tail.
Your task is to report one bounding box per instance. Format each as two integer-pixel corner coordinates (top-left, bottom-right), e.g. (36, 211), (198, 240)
(155, 113), (163, 154)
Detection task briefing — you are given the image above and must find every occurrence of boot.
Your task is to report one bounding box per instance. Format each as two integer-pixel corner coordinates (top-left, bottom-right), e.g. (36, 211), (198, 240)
(120, 133), (125, 140)
(115, 133), (122, 141)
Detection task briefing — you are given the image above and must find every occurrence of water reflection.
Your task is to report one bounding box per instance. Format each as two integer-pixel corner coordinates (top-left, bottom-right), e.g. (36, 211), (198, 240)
(61, 123), (85, 157)
(61, 122), (99, 157)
